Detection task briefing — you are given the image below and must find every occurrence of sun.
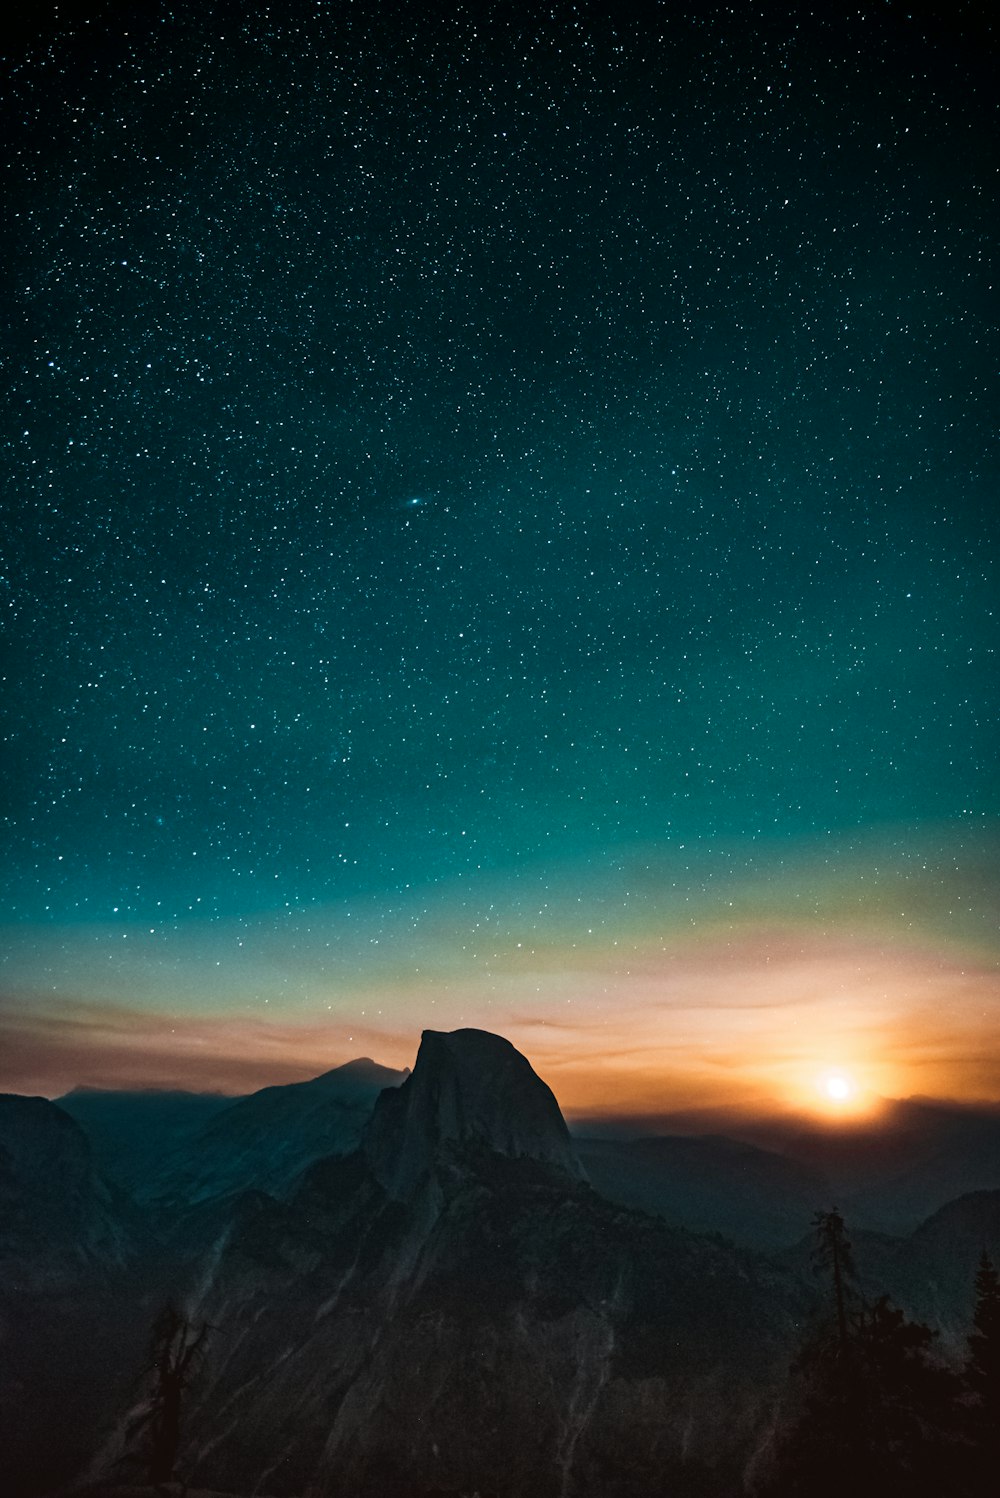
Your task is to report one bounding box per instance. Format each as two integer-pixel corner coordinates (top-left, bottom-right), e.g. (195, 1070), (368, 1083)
(814, 1069), (864, 1112)
(824, 1073), (853, 1102)
(784, 1063), (889, 1123)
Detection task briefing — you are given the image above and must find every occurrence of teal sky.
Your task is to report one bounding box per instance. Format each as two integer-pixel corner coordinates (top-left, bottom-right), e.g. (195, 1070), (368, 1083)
(2, 1), (997, 1107)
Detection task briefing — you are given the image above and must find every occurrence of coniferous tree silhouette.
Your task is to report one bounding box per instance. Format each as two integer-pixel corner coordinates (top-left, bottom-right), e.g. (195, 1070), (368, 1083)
(127, 1306), (209, 1487)
(965, 1252), (1000, 1493)
(851, 1294), (962, 1494)
(810, 1208), (855, 1358)
(764, 1208), (864, 1496)
(966, 1252), (1000, 1406)
(762, 1211), (963, 1498)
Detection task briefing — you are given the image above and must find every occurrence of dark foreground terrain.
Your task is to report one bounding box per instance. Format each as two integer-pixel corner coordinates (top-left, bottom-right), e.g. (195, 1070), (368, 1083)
(3, 1031), (999, 1498)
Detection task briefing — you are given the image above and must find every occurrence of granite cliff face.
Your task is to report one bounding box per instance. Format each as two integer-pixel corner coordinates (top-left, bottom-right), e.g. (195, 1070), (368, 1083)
(364, 1027), (585, 1198)
(0, 1093), (136, 1290)
(0, 1096), (147, 1497)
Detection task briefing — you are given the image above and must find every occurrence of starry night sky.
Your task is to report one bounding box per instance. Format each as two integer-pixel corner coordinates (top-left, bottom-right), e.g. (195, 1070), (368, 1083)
(2, 1), (998, 1112)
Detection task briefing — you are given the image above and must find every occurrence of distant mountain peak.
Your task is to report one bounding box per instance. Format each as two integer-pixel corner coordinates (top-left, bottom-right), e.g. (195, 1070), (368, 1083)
(303, 1057), (410, 1092)
(363, 1027), (585, 1198)
(313, 1056), (380, 1078)
(131, 1056), (408, 1206)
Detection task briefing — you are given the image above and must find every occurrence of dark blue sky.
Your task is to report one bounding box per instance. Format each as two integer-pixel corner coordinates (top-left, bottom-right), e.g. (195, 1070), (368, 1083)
(2, 1), (997, 1104)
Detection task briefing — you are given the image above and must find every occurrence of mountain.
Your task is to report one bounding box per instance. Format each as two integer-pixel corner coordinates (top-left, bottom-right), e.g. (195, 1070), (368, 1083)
(57, 1087), (236, 1194)
(140, 1057), (409, 1206)
(879, 1189), (1000, 1349)
(733, 1098), (1000, 1236)
(91, 1030), (809, 1498)
(576, 1133), (828, 1250)
(17, 1035), (999, 1498)
(364, 1027), (585, 1197)
(0, 1096), (148, 1497)
(0, 1093), (137, 1289)
(840, 1101), (1000, 1233)
(778, 1188), (1000, 1360)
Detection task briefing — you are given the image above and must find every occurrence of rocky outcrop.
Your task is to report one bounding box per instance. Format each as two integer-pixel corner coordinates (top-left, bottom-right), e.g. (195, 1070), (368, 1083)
(364, 1028), (585, 1199)
(172, 1149), (804, 1498)
(145, 1033), (806, 1497)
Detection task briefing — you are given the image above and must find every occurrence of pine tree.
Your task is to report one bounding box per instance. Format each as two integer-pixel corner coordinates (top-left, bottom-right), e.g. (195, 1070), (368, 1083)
(126, 1305), (210, 1486)
(764, 1213), (963, 1497)
(852, 1295), (961, 1494)
(810, 1208), (856, 1358)
(761, 1209), (864, 1495)
(966, 1252), (1000, 1407)
(965, 1252), (1000, 1493)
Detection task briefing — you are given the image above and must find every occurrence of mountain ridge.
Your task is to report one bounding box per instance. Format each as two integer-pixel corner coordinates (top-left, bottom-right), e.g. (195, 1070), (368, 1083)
(5, 1035), (1000, 1496)
(142, 1057), (410, 1206)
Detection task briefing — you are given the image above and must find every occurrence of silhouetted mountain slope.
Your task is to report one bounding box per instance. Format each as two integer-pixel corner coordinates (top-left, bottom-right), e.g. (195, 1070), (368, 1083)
(0, 1096), (149, 1498)
(13, 1039), (1000, 1498)
(58, 1088), (236, 1193)
(576, 1133), (827, 1250)
(140, 1057), (408, 1207)
(737, 1099), (1000, 1235)
(880, 1189), (1000, 1349)
(109, 1031), (810, 1498)
(840, 1103), (1000, 1233)
(779, 1189), (1000, 1358)
(0, 1094), (137, 1287)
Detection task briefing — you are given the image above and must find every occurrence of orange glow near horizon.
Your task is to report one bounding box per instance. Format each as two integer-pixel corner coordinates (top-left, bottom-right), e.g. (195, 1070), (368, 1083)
(2, 829), (999, 1113)
(2, 918), (999, 1119)
(786, 1067), (885, 1123)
